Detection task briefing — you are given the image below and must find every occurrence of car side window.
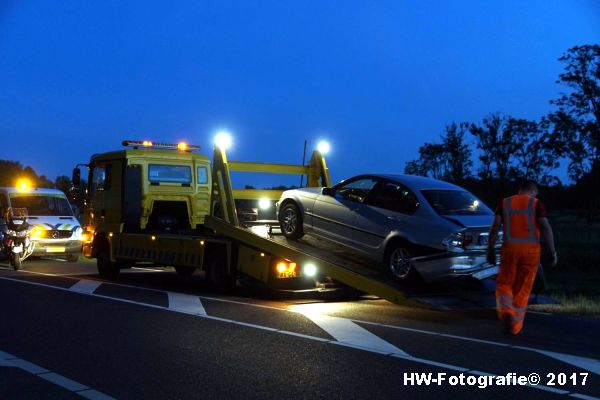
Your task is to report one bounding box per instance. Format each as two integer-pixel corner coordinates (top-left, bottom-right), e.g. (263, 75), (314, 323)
(335, 178), (378, 204)
(366, 182), (420, 214)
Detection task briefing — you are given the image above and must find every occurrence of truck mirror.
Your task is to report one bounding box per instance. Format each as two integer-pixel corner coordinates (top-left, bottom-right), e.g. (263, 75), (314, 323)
(322, 187), (333, 196)
(72, 168), (81, 187)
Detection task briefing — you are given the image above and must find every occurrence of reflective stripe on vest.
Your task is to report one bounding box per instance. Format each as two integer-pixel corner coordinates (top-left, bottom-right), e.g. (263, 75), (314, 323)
(503, 196), (538, 244)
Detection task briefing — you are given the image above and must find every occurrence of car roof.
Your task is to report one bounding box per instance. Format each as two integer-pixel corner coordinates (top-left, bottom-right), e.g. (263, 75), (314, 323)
(359, 174), (466, 191)
(0, 187), (68, 196)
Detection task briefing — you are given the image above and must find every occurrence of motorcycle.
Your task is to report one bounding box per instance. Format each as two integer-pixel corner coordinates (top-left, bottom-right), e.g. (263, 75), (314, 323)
(2, 208), (34, 270)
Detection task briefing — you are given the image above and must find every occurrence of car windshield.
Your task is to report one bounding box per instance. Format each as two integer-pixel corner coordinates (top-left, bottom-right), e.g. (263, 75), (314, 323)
(9, 194), (73, 216)
(421, 190), (492, 216)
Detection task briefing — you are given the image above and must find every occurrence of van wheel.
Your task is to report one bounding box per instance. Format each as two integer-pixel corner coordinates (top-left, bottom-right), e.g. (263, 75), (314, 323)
(97, 248), (119, 279)
(386, 244), (415, 282)
(175, 266), (195, 277)
(66, 254), (79, 263)
(279, 202), (304, 239)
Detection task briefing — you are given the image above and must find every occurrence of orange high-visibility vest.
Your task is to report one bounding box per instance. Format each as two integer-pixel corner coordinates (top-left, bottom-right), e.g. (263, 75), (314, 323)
(502, 194), (540, 247)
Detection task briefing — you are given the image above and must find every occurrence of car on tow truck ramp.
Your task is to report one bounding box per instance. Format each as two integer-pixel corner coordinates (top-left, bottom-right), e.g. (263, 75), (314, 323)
(276, 174), (500, 283)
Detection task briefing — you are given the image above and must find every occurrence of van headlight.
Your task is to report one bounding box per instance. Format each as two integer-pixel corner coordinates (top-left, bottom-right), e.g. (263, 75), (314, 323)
(443, 232), (465, 252)
(73, 227), (83, 238)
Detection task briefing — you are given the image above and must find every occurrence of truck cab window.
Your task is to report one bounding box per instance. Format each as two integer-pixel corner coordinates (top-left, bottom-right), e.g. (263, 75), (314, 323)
(90, 166), (106, 195)
(197, 166), (208, 184)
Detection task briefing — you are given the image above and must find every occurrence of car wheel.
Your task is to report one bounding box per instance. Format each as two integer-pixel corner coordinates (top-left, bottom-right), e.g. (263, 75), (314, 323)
(175, 266), (195, 277)
(97, 248), (119, 279)
(279, 202), (304, 239)
(66, 253), (79, 263)
(386, 245), (414, 281)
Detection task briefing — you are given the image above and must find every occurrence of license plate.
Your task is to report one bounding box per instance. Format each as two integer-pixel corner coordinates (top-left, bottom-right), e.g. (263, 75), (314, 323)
(277, 270), (298, 279)
(46, 247), (65, 253)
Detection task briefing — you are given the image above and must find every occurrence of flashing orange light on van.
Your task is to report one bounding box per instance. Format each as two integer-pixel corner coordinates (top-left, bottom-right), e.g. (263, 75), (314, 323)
(16, 179), (31, 190)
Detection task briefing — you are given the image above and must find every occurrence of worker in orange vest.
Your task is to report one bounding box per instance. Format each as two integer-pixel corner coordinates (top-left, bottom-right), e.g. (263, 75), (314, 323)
(487, 180), (557, 335)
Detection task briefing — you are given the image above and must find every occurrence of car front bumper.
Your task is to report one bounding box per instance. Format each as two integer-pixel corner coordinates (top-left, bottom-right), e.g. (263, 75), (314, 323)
(411, 251), (499, 283)
(31, 239), (83, 256)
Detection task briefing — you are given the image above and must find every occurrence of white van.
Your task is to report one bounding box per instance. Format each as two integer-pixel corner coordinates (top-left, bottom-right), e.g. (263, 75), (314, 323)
(0, 187), (83, 261)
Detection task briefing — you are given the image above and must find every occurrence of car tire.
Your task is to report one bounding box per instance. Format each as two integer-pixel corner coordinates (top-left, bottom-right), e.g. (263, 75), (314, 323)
(66, 253), (79, 263)
(279, 202), (304, 240)
(386, 244), (415, 282)
(97, 248), (119, 279)
(175, 266), (195, 277)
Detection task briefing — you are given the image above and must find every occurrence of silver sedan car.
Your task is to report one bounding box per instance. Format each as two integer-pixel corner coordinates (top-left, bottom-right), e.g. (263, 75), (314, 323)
(277, 174), (497, 282)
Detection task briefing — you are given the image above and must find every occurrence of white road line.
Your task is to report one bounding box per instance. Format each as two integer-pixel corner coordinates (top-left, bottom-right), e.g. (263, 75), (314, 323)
(0, 348), (115, 399)
(131, 267), (166, 272)
(39, 372), (89, 391)
(167, 292), (207, 315)
(70, 279), (103, 294)
(5, 269), (600, 377)
(2, 276), (598, 399)
(531, 349), (600, 376)
(302, 312), (409, 356)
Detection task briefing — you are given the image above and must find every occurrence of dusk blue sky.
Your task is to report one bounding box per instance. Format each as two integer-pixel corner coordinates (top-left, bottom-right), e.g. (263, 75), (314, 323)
(1, 1), (599, 187)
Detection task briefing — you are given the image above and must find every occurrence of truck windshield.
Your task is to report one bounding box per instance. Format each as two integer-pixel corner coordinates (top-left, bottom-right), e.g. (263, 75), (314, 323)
(9, 194), (73, 216)
(421, 190), (492, 216)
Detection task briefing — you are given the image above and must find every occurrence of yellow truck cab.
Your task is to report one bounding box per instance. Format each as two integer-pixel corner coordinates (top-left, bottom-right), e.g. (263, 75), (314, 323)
(82, 140), (211, 240)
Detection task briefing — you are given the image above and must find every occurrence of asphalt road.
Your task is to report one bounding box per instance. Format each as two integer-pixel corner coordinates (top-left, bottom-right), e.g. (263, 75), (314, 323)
(1, 258), (599, 400)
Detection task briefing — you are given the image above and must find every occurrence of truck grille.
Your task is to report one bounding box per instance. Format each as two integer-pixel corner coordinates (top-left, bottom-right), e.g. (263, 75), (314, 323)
(37, 230), (73, 239)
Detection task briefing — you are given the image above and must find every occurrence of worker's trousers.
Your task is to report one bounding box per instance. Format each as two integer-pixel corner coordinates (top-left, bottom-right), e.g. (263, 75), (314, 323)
(495, 245), (540, 334)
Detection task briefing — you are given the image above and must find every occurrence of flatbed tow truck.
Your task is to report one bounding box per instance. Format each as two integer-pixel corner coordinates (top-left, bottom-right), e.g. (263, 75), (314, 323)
(74, 139), (497, 308)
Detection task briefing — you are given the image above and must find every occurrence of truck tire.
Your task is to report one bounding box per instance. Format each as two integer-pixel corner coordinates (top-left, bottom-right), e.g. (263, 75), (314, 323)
(175, 266), (195, 277)
(279, 202), (304, 240)
(206, 257), (233, 292)
(97, 248), (120, 279)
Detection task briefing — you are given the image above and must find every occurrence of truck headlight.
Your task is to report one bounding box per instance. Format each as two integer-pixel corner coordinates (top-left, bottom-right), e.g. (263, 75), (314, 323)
(443, 232), (465, 252)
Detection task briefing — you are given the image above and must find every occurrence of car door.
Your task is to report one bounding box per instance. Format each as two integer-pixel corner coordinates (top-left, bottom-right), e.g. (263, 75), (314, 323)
(311, 177), (378, 246)
(353, 180), (420, 253)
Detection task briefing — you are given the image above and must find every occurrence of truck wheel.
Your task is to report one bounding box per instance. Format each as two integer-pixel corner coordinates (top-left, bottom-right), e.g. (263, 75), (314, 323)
(66, 254), (79, 263)
(386, 244), (415, 282)
(175, 266), (195, 277)
(206, 257), (233, 292)
(97, 248), (119, 279)
(279, 202), (304, 239)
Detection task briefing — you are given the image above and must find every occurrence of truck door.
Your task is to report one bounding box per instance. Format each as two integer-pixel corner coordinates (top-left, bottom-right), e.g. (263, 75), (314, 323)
(87, 161), (123, 232)
(123, 165), (142, 232)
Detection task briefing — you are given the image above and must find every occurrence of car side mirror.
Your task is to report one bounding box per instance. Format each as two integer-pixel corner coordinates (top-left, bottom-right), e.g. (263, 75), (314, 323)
(72, 168), (81, 187)
(322, 187), (334, 196)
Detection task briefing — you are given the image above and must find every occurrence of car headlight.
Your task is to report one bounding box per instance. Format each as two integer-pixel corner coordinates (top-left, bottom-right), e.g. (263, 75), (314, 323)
(443, 232), (465, 252)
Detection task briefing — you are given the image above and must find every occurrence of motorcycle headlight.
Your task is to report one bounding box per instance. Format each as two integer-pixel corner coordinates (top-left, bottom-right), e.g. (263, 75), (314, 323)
(443, 231), (465, 252)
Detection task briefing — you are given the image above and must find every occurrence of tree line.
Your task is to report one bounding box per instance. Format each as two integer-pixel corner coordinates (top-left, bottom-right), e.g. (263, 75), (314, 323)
(404, 44), (600, 215)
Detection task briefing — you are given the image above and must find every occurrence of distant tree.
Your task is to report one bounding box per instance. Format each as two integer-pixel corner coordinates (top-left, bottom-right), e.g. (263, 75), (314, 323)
(548, 44), (600, 181)
(405, 123), (472, 183)
(404, 142), (447, 179)
(0, 160), (55, 188)
(508, 117), (561, 185)
(442, 122), (472, 183)
(55, 175), (72, 195)
(469, 114), (517, 191)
